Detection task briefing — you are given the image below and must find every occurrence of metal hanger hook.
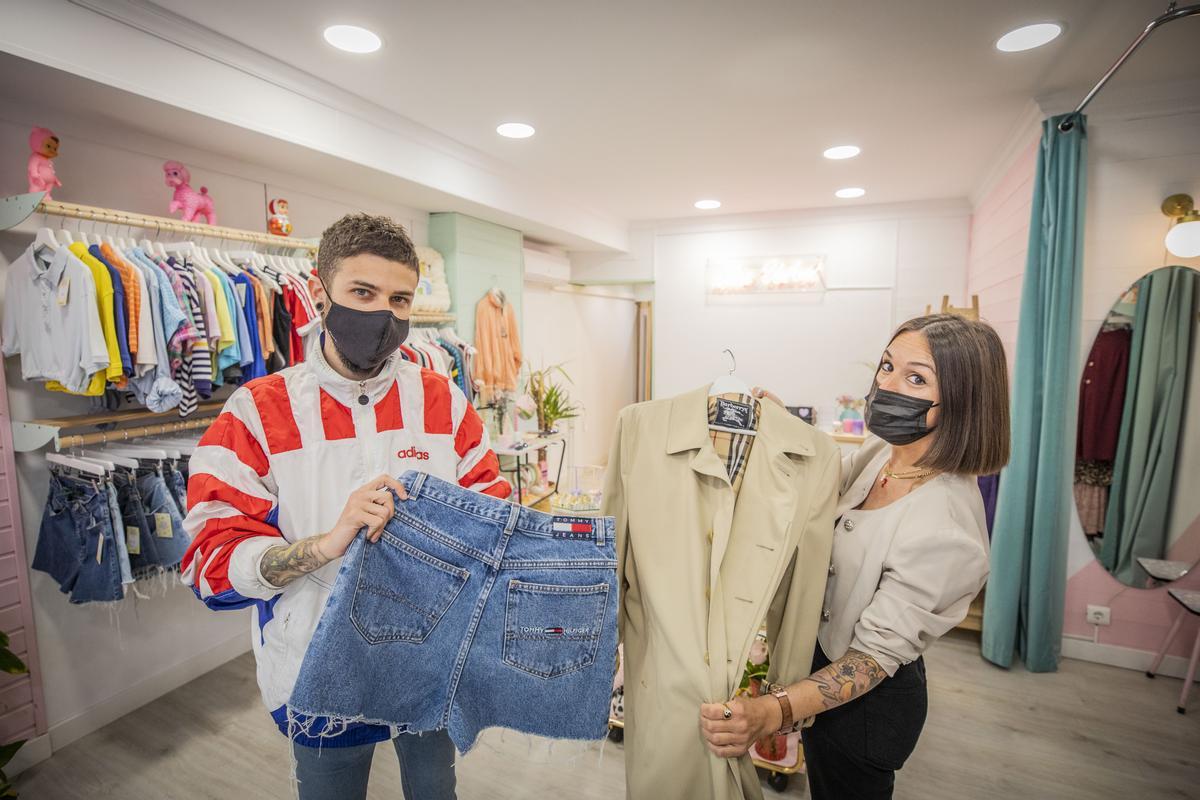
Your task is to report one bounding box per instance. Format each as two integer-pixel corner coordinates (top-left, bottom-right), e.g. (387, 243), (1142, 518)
(723, 349), (736, 375)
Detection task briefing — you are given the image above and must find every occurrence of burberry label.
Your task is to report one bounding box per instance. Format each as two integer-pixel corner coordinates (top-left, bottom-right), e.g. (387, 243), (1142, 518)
(715, 398), (754, 430)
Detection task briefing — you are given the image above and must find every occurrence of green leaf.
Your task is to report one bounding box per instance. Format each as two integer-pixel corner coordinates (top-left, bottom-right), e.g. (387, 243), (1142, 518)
(0, 632), (9, 649)
(0, 651), (27, 675)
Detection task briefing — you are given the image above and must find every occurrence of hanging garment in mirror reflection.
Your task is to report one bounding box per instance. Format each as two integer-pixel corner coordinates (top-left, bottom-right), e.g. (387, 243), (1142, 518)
(1074, 266), (1200, 588)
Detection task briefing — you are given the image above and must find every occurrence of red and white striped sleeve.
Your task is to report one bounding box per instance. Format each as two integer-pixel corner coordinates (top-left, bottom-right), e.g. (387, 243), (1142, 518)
(449, 380), (511, 500)
(180, 387), (285, 609)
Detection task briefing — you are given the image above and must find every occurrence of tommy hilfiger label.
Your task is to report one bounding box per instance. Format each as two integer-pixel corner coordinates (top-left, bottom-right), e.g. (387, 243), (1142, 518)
(521, 625), (592, 637)
(714, 398), (754, 430)
(552, 515), (604, 545)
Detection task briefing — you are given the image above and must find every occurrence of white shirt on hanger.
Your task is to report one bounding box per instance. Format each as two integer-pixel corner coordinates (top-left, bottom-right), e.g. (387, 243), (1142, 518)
(1, 245), (109, 393)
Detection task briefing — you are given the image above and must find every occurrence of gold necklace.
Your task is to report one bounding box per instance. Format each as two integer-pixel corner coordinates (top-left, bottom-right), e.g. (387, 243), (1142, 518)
(880, 461), (935, 488)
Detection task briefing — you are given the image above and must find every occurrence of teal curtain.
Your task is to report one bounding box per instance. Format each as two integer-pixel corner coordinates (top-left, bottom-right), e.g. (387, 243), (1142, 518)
(982, 114), (1087, 672)
(1100, 268), (1197, 583)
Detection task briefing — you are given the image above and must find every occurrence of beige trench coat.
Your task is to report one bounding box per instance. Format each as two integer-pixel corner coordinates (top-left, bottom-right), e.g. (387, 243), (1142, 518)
(602, 386), (839, 800)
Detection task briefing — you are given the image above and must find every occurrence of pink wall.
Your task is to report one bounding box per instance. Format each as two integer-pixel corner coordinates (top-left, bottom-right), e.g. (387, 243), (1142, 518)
(0, 361), (46, 743)
(966, 141), (1037, 367)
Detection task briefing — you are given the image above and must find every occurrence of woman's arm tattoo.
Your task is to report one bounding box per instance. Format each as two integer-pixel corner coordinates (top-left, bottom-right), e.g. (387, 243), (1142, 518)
(805, 648), (888, 711)
(259, 537), (330, 588)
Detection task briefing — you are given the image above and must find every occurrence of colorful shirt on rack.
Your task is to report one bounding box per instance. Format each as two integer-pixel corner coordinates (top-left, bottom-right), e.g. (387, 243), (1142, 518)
(166, 257), (213, 415)
(232, 272), (267, 381)
(42, 243), (123, 395)
(89, 245), (133, 381)
(101, 243), (154, 374)
(1, 245), (110, 394)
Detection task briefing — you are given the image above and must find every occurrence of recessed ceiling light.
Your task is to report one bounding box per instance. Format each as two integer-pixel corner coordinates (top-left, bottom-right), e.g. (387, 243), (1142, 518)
(823, 145), (861, 160)
(694, 199), (721, 210)
(497, 122), (536, 139)
(996, 23), (1062, 52)
(835, 187), (866, 199)
(323, 24), (382, 54)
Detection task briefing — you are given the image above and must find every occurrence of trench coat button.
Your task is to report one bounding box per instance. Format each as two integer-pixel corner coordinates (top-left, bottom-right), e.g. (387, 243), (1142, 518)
(1085, 379), (1092, 385)
(828, 563), (836, 576)
(704, 652), (710, 665)
(843, 518), (855, 532)
(822, 608), (831, 621)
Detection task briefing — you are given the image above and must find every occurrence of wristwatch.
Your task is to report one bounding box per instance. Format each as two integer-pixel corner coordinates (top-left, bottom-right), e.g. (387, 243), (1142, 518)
(770, 688), (794, 735)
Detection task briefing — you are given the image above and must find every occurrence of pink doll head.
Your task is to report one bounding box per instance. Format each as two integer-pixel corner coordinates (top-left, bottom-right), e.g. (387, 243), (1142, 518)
(30, 127), (60, 159)
(163, 160), (191, 188)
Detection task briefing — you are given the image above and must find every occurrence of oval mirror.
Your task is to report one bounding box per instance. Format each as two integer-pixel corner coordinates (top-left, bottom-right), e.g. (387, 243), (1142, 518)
(1074, 265), (1200, 587)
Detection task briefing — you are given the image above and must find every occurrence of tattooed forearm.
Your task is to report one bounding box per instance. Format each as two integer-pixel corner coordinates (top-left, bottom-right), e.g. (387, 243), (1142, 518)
(259, 536), (330, 588)
(804, 648), (888, 712)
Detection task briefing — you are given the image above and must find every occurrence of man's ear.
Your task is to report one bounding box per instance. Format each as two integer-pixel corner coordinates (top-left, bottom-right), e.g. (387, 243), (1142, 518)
(309, 273), (327, 313)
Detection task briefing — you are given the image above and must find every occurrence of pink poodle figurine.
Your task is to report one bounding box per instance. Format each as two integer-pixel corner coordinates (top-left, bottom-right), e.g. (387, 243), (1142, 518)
(163, 160), (217, 225)
(27, 127), (63, 200)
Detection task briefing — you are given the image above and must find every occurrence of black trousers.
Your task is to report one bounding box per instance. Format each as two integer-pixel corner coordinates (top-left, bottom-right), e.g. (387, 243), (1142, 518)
(803, 645), (928, 800)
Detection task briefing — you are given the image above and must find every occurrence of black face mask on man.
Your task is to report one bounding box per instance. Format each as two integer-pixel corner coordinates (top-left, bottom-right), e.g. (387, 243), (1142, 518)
(863, 383), (938, 446)
(320, 282), (409, 374)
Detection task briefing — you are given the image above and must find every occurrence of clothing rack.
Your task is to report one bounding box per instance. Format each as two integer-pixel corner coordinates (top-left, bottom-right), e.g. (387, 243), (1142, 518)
(11, 402), (224, 452)
(0, 193), (317, 253)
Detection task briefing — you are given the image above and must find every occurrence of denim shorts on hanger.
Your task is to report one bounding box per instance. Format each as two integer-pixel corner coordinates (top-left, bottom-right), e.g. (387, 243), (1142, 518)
(112, 470), (165, 577)
(134, 467), (192, 569)
(288, 471), (618, 753)
(32, 472), (123, 604)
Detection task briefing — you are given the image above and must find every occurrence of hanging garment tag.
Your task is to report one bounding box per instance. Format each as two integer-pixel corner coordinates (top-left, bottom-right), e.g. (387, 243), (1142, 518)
(714, 398), (754, 430)
(57, 277), (70, 306)
(551, 516), (603, 545)
(154, 513), (173, 538)
(96, 531), (105, 563)
(126, 527), (141, 555)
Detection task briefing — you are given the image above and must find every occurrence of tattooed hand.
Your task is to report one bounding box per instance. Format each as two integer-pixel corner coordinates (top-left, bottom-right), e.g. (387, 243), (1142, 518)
(259, 474), (409, 588)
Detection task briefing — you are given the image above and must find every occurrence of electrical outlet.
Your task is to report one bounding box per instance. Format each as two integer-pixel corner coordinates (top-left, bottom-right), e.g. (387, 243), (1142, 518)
(1086, 605), (1111, 626)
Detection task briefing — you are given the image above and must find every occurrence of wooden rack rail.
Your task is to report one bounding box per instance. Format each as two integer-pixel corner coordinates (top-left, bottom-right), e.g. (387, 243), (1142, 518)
(0, 193), (319, 253)
(11, 402), (224, 452)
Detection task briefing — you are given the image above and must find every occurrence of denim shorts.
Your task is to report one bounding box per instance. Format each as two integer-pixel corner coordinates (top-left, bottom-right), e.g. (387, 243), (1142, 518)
(135, 469), (192, 568)
(32, 473), (123, 604)
(164, 463), (188, 517)
(288, 471), (619, 753)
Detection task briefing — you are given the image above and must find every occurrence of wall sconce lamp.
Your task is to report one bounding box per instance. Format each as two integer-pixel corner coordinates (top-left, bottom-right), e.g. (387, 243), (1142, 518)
(1162, 193), (1200, 258)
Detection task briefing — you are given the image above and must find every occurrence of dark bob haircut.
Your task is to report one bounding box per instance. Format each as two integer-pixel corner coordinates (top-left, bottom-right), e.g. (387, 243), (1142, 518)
(888, 314), (1011, 476)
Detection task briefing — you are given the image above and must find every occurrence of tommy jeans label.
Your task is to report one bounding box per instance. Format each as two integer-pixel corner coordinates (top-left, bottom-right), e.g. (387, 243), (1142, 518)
(552, 516), (599, 541)
(714, 398), (754, 430)
(396, 446), (431, 461)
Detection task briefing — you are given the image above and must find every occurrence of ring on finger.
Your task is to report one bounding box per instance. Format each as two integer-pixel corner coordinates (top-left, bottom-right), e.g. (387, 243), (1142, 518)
(722, 704), (732, 720)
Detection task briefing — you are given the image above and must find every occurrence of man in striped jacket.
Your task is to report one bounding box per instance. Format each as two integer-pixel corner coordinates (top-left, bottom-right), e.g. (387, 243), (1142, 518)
(181, 213), (509, 800)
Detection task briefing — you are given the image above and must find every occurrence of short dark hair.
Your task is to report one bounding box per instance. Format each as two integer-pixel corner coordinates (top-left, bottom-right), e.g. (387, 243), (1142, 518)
(317, 213), (419, 284)
(889, 314), (1011, 476)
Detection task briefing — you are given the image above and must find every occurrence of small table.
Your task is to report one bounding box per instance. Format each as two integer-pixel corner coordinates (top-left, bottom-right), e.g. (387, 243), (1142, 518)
(1146, 589), (1200, 714)
(493, 433), (566, 505)
(1137, 557), (1192, 583)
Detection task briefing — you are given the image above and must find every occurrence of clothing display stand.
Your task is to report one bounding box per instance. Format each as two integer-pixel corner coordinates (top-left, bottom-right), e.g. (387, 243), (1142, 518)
(493, 433), (566, 507)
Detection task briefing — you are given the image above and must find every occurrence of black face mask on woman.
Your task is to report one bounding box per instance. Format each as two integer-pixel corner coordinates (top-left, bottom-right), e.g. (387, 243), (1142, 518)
(320, 286), (409, 374)
(863, 383), (938, 446)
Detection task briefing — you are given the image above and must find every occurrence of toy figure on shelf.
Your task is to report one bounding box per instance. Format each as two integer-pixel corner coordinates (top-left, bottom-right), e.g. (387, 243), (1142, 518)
(267, 197), (292, 236)
(27, 126), (63, 200)
(162, 160), (217, 224)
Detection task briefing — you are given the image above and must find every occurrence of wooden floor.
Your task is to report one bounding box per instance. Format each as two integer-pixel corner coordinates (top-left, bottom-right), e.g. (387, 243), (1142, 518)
(15, 632), (1200, 799)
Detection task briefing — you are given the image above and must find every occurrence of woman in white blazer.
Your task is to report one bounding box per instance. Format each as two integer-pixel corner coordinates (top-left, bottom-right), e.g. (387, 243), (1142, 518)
(699, 313), (1010, 800)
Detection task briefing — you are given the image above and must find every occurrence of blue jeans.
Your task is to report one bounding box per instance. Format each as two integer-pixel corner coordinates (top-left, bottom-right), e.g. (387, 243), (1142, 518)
(293, 730), (456, 800)
(32, 472), (123, 603)
(104, 478), (134, 586)
(289, 471), (618, 752)
(135, 469), (192, 568)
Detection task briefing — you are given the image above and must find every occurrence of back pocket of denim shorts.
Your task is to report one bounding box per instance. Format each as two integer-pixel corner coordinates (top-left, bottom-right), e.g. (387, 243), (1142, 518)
(503, 580), (608, 679)
(350, 535), (469, 645)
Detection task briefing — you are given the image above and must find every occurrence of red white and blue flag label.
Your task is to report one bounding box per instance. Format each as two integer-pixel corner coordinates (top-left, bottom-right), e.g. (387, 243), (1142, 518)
(551, 516), (598, 540)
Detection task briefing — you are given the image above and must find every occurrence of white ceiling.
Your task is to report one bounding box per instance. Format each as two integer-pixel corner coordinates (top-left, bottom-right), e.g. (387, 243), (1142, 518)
(140, 0), (1198, 222)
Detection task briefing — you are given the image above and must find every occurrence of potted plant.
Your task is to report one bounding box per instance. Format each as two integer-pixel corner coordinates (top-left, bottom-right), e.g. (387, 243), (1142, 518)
(518, 364), (582, 493)
(0, 631), (28, 797)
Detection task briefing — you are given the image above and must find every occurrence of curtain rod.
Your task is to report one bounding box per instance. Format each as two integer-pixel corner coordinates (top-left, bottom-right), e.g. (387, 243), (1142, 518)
(1058, 1), (1200, 132)
(11, 196), (318, 254)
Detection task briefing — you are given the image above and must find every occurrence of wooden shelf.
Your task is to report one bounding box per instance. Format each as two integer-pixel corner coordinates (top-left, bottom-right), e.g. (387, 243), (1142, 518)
(956, 590), (985, 633)
(13, 401), (224, 452)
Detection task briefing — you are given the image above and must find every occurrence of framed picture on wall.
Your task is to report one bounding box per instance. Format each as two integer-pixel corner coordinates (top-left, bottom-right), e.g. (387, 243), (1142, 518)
(786, 405), (816, 426)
